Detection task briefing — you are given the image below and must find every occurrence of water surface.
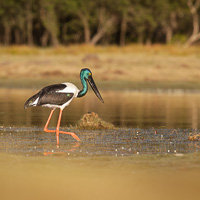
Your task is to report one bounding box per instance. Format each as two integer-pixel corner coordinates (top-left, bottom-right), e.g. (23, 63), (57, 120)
(1, 88), (200, 129)
(0, 88), (200, 155)
(1, 89), (200, 200)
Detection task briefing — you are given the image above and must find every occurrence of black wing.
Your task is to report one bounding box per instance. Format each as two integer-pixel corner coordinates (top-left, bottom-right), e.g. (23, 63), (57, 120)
(37, 84), (74, 106)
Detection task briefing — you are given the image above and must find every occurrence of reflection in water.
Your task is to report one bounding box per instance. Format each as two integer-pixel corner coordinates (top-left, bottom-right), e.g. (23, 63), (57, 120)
(43, 142), (81, 155)
(0, 88), (200, 129)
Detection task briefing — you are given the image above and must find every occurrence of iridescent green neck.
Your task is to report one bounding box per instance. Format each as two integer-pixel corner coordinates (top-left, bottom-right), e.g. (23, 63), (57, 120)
(77, 76), (88, 97)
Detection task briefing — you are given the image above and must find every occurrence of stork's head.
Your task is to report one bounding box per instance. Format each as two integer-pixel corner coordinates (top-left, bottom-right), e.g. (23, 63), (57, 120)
(80, 68), (92, 79)
(80, 68), (104, 103)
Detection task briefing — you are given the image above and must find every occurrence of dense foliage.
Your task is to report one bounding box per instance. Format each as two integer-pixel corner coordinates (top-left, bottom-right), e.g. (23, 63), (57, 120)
(0, 0), (199, 46)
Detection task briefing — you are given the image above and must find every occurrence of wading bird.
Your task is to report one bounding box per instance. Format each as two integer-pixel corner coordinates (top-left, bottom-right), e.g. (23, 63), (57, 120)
(24, 68), (104, 145)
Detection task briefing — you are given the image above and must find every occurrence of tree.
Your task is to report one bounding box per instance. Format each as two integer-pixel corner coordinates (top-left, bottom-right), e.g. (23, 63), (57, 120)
(130, 0), (157, 44)
(39, 0), (59, 46)
(26, 0), (33, 45)
(62, 0), (118, 45)
(185, 0), (200, 46)
(0, 0), (23, 44)
(0, 0), (197, 46)
(115, 0), (131, 46)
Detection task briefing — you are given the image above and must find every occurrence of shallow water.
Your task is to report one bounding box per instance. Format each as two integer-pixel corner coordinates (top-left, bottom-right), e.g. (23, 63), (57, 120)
(0, 88), (200, 155)
(1, 88), (200, 129)
(1, 89), (200, 200)
(0, 127), (200, 156)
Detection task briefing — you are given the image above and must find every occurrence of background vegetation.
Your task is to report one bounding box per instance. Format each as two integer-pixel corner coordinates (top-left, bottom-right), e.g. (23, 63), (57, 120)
(1, 0), (200, 47)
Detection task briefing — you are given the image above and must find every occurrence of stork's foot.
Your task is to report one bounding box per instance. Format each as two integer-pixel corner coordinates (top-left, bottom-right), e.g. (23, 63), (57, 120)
(59, 130), (81, 142)
(43, 109), (81, 145)
(44, 128), (81, 143)
(44, 127), (55, 133)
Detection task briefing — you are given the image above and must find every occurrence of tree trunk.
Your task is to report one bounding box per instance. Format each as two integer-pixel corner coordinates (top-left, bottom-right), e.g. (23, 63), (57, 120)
(185, 32), (200, 46)
(21, 27), (26, 44)
(14, 29), (21, 44)
(61, 23), (67, 44)
(78, 12), (91, 43)
(120, 13), (127, 46)
(40, 0), (59, 46)
(4, 24), (11, 45)
(146, 38), (152, 45)
(27, 0), (33, 45)
(145, 31), (152, 45)
(50, 32), (59, 46)
(185, 0), (200, 47)
(90, 16), (116, 45)
(185, 11), (200, 46)
(41, 30), (49, 47)
(138, 33), (144, 44)
(166, 25), (173, 44)
(137, 26), (145, 44)
(170, 12), (177, 30)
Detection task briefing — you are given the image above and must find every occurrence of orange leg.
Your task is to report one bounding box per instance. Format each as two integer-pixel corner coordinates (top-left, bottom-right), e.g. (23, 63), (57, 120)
(44, 109), (55, 133)
(56, 109), (81, 145)
(44, 109), (81, 145)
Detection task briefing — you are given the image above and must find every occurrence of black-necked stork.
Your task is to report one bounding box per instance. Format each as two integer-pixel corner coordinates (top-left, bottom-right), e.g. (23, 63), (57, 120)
(24, 68), (104, 145)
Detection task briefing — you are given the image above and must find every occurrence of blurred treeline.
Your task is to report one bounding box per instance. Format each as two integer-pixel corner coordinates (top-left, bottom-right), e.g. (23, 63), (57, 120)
(0, 0), (200, 47)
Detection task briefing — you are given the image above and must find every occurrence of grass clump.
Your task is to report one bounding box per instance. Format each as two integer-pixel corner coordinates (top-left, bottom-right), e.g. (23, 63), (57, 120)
(77, 112), (115, 130)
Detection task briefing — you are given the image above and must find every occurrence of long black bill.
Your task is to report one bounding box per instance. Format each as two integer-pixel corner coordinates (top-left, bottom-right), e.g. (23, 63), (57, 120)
(87, 76), (104, 103)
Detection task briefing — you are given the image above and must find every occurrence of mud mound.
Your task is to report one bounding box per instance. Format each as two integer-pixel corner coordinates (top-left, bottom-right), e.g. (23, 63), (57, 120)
(77, 112), (115, 129)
